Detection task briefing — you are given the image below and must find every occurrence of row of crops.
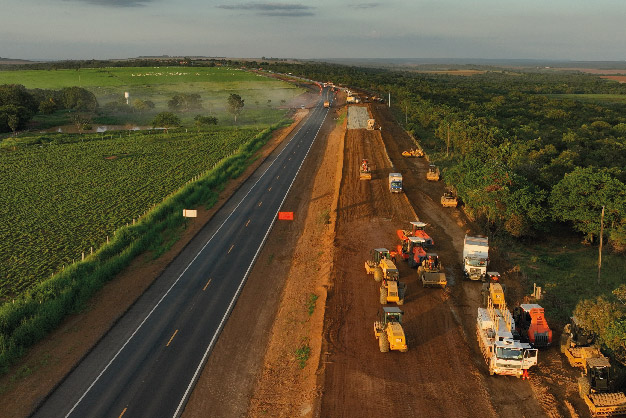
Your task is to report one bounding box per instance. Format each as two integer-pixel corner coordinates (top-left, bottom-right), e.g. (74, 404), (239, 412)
(0, 123), (286, 372)
(0, 128), (262, 299)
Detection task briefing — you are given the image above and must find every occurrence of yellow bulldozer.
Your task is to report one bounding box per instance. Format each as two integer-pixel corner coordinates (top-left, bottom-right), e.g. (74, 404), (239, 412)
(365, 248), (399, 283)
(426, 164), (440, 181)
(441, 189), (458, 207)
(402, 148), (424, 157)
(374, 307), (408, 353)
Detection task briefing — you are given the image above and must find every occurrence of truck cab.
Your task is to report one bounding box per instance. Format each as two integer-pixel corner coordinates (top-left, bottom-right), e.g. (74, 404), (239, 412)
(389, 173), (402, 193)
(463, 235), (488, 281)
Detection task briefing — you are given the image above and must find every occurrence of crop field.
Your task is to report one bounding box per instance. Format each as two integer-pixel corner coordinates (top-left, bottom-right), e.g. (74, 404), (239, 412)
(0, 66), (303, 127)
(0, 128), (262, 299)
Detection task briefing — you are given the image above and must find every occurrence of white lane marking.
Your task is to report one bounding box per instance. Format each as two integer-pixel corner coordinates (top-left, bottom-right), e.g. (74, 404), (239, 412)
(173, 101), (329, 418)
(64, 100), (316, 418)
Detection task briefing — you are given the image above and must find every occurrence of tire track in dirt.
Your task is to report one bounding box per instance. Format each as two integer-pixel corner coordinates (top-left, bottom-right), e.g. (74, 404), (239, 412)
(320, 110), (499, 418)
(370, 102), (553, 418)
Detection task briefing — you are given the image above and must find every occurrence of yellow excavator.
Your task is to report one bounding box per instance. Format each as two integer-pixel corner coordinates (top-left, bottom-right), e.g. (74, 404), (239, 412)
(402, 148), (424, 157)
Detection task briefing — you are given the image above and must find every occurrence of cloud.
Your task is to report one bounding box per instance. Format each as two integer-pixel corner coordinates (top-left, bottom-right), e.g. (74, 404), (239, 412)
(350, 3), (380, 9)
(217, 3), (315, 16)
(69, 0), (153, 6)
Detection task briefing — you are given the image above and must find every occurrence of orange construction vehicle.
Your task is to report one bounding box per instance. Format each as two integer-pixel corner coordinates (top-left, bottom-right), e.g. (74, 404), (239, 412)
(395, 235), (427, 269)
(360, 159), (372, 180)
(513, 304), (553, 348)
(397, 221), (433, 248)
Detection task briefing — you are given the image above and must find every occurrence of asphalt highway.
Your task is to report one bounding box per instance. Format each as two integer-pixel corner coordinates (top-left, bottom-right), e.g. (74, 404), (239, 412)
(32, 87), (333, 418)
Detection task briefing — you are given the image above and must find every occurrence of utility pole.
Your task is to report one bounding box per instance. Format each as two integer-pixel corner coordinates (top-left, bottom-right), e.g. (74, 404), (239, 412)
(388, 92), (391, 108)
(447, 123), (450, 157)
(598, 205), (605, 283)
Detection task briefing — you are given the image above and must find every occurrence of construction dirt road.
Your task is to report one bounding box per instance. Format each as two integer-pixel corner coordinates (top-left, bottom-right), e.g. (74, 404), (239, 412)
(238, 99), (581, 418)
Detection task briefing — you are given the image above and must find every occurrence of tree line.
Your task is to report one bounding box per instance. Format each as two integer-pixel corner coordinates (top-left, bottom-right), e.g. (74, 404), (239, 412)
(0, 84), (97, 133)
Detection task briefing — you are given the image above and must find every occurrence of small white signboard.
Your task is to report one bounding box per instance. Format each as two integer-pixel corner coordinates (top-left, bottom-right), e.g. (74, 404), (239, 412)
(183, 209), (197, 218)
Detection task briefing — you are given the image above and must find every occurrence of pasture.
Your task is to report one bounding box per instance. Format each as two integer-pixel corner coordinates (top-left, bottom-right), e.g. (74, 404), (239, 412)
(0, 66), (304, 127)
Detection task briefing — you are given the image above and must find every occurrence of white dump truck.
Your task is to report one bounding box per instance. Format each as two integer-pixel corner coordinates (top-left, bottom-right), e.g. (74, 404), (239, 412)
(463, 235), (488, 281)
(389, 173), (402, 193)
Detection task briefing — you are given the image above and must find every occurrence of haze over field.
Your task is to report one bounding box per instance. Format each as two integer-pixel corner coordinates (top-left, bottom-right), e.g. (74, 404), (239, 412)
(2, 0), (626, 61)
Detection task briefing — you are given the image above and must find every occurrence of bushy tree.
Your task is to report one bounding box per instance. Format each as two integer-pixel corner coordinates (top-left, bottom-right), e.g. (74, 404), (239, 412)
(60, 87), (98, 112)
(550, 167), (626, 243)
(227, 93), (244, 123)
(133, 99), (155, 112)
(152, 112), (180, 133)
(168, 94), (202, 111)
(574, 292), (626, 366)
(0, 84), (38, 132)
(194, 115), (218, 127)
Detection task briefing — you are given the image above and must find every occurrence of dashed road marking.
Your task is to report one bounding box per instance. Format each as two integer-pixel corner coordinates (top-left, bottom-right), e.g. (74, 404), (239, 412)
(166, 330), (179, 347)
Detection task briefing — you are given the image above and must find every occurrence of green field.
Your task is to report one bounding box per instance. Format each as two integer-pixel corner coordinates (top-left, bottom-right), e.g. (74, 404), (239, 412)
(0, 66), (304, 127)
(0, 129), (265, 299)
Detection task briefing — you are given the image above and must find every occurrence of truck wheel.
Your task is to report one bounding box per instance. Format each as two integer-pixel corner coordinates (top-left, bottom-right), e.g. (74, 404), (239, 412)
(379, 287), (387, 304)
(379, 330), (389, 353)
(374, 267), (383, 282)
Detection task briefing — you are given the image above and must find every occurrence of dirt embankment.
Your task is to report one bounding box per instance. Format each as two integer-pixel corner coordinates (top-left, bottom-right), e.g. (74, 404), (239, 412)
(0, 100), (314, 418)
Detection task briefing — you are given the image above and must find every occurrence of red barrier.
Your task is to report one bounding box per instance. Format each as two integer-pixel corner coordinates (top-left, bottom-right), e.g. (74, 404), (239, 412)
(278, 212), (294, 220)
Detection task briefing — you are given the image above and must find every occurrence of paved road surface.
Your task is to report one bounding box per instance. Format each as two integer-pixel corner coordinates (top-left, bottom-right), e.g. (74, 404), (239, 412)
(33, 87), (333, 418)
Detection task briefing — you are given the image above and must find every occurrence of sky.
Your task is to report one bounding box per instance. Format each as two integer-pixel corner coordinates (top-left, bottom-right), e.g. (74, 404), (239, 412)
(1, 0), (625, 61)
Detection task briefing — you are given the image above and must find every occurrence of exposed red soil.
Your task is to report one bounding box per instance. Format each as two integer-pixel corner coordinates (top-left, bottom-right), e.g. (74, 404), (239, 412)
(600, 75), (626, 83)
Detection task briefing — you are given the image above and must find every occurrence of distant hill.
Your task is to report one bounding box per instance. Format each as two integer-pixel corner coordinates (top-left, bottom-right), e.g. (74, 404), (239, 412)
(317, 57), (626, 73)
(0, 57), (40, 65)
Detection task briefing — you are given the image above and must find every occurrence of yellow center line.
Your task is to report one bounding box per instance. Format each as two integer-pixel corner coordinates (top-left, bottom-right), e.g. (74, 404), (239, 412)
(202, 278), (212, 291)
(166, 329), (179, 347)
(228, 244), (235, 253)
(246, 219), (251, 227)
(119, 408), (127, 418)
